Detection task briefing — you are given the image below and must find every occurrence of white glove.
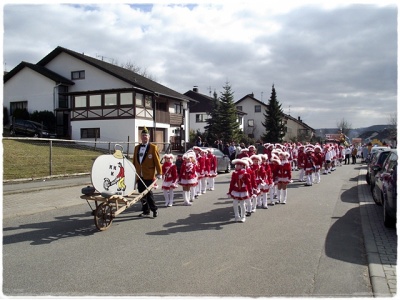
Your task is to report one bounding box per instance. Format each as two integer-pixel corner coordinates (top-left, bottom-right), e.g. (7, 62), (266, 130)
(156, 174), (162, 180)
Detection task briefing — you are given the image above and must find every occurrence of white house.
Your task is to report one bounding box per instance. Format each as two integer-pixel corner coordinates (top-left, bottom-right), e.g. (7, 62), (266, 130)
(184, 86), (246, 140)
(4, 46), (192, 154)
(235, 93), (315, 142)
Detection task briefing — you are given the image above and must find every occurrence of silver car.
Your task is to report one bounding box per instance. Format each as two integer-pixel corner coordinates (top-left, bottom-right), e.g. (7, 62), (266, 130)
(187, 147), (231, 173)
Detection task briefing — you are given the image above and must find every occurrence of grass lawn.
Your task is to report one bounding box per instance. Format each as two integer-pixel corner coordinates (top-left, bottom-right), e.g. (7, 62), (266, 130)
(3, 139), (107, 180)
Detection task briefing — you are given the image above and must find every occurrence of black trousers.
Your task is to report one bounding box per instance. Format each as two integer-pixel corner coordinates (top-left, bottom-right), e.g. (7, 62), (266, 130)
(137, 178), (157, 214)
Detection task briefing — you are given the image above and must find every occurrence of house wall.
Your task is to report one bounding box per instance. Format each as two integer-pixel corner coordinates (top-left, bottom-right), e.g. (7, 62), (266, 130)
(44, 52), (132, 91)
(4, 68), (57, 120)
(238, 96), (267, 140)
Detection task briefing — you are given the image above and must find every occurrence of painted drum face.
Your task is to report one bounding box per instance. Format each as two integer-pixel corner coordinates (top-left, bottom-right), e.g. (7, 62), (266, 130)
(91, 154), (136, 196)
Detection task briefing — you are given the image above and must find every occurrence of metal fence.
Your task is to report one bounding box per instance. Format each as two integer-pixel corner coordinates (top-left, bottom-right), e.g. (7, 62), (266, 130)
(2, 137), (188, 182)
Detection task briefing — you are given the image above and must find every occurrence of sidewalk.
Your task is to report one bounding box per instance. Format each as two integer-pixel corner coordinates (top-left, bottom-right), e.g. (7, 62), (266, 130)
(358, 168), (397, 296)
(2, 166), (397, 296)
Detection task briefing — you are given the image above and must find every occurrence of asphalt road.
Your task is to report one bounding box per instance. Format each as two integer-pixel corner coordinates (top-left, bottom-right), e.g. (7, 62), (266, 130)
(2, 165), (372, 297)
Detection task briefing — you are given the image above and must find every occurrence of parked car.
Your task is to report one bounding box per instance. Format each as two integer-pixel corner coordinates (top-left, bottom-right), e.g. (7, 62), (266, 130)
(371, 149), (397, 227)
(187, 147), (231, 173)
(366, 149), (391, 187)
(9, 119), (57, 138)
(365, 146), (391, 163)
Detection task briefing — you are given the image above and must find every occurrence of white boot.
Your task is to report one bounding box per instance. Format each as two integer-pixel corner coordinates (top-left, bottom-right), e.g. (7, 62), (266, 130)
(184, 190), (192, 206)
(168, 189), (174, 206)
(163, 190), (169, 206)
(277, 189), (281, 204)
(269, 188), (275, 205)
(262, 192), (268, 209)
(233, 199), (240, 221)
(282, 189), (287, 204)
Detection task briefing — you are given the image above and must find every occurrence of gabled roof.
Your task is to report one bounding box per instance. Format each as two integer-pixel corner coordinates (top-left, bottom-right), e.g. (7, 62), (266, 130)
(184, 89), (215, 113)
(4, 61), (75, 85)
(235, 93), (270, 108)
(184, 89), (246, 115)
(37, 46), (192, 102)
(235, 93), (314, 131)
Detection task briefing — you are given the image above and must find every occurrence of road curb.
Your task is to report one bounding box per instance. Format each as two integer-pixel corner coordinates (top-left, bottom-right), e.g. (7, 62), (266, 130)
(358, 167), (391, 297)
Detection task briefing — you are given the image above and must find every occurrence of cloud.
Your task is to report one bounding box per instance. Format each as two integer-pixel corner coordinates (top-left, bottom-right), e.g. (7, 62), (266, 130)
(3, 1), (398, 129)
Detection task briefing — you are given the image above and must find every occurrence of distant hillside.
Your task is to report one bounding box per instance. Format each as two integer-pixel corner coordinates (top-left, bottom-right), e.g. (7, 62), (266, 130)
(316, 124), (396, 144)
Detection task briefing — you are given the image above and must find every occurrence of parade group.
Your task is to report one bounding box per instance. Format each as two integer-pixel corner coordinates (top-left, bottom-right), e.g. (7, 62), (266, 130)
(159, 141), (354, 223)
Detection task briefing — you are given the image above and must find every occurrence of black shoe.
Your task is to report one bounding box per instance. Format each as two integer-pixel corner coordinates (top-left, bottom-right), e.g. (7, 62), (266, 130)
(245, 212), (252, 217)
(153, 211), (158, 218)
(139, 213), (150, 217)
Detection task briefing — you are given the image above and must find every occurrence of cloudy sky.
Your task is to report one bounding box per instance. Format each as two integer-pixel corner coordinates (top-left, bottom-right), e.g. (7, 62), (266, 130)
(2, 0), (398, 129)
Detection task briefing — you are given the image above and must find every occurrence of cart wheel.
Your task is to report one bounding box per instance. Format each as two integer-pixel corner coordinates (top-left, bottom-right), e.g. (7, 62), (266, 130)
(94, 202), (114, 231)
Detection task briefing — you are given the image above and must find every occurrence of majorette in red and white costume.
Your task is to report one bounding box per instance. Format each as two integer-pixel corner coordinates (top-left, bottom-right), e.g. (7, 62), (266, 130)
(237, 148), (249, 158)
(297, 145), (306, 182)
(193, 146), (204, 197)
(313, 145), (324, 184)
(276, 150), (292, 204)
(250, 154), (267, 211)
(161, 153), (178, 207)
(198, 149), (208, 194)
(304, 146), (316, 186)
(227, 159), (252, 223)
(205, 148), (217, 190)
(248, 145), (256, 157)
(242, 157), (258, 216)
(269, 154), (281, 205)
(179, 151), (198, 205)
(260, 153), (273, 207)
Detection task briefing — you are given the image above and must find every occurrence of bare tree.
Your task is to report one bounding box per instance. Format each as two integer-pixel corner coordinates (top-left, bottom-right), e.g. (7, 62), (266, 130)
(120, 60), (158, 81)
(337, 118), (352, 137)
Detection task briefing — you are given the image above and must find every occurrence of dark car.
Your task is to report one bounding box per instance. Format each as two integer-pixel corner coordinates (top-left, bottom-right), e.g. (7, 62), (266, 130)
(10, 119), (57, 138)
(366, 150), (391, 188)
(188, 147), (231, 173)
(372, 149), (397, 227)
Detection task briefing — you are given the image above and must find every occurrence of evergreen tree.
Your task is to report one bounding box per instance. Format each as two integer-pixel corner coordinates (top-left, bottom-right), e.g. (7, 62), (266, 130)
(204, 91), (221, 143)
(261, 84), (285, 143)
(217, 82), (241, 143)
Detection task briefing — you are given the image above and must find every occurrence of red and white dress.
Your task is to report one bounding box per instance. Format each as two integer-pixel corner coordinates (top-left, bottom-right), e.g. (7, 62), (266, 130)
(228, 169), (252, 200)
(179, 160), (198, 188)
(206, 152), (217, 177)
(161, 162), (178, 190)
(277, 159), (292, 184)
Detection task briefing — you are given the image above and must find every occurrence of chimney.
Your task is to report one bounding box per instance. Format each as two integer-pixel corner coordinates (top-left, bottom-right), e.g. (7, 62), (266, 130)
(298, 116), (302, 122)
(193, 86), (198, 93)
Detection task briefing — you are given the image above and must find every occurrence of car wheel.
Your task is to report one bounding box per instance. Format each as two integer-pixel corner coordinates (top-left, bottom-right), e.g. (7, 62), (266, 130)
(383, 197), (396, 228)
(372, 185), (382, 206)
(225, 162), (231, 173)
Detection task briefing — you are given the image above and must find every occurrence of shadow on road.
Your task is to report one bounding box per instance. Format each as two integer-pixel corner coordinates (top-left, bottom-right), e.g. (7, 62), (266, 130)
(324, 207), (366, 265)
(3, 212), (97, 245)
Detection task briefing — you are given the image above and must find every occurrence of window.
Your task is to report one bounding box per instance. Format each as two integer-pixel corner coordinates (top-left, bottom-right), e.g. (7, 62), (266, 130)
(174, 103), (182, 114)
(81, 128), (100, 138)
(144, 95), (152, 108)
(58, 86), (69, 108)
(105, 94), (117, 106)
(248, 119), (254, 127)
(89, 95), (102, 107)
(236, 106), (242, 111)
(135, 93), (144, 106)
(255, 105), (261, 113)
(74, 95), (87, 108)
(196, 114), (208, 123)
(10, 101), (28, 115)
(120, 92), (133, 105)
(71, 70), (85, 80)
